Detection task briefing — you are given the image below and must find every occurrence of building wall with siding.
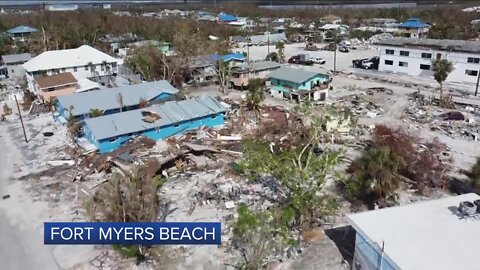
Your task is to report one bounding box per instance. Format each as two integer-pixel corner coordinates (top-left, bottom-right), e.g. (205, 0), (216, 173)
(85, 113), (225, 153)
(271, 74), (330, 91)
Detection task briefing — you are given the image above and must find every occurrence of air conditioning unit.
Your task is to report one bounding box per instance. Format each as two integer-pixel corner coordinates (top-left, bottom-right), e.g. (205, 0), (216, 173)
(459, 201), (477, 216)
(474, 200), (480, 214)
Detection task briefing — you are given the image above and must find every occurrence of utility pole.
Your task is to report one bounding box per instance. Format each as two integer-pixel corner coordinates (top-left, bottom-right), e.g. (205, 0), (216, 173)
(14, 95), (28, 143)
(333, 32), (337, 72)
(475, 68), (480, 96)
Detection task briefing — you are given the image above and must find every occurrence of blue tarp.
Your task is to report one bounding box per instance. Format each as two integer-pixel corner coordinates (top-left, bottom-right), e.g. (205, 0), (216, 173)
(398, 18), (429, 29)
(212, 53), (246, 62)
(218, 13), (237, 22)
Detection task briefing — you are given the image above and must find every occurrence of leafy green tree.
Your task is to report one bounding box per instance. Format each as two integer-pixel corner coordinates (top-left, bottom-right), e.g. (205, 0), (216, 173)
(275, 41), (285, 63)
(433, 59), (453, 96)
(246, 78), (265, 113)
(239, 103), (345, 228)
(352, 146), (405, 203)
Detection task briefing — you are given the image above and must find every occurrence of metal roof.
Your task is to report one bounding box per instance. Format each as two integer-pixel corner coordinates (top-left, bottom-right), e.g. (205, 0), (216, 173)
(249, 33), (286, 45)
(22, 45), (118, 72)
(7, 25), (38, 34)
(376, 37), (480, 53)
(216, 53), (246, 62)
(218, 13), (237, 22)
(84, 96), (226, 140)
(1, 53), (32, 65)
(57, 80), (178, 117)
(233, 61), (281, 73)
(270, 67), (329, 84)
(398, 18), (430, 29)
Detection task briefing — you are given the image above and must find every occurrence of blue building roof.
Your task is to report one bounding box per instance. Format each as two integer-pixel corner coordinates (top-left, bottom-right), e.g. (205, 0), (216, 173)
(7, 25), (38, 34)
(270, 67), (329, 84)
(84, 96), (226, 141)
(218, 13), (237, 22)
(213, 53), (246, 62)
(398, 18), (429, 29)
(57, 80), (178, 117)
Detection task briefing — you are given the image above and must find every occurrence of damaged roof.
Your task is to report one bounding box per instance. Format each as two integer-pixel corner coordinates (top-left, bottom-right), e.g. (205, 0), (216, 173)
(57, 80), (178, 117)
(35, 72), (78, 89)
(232, 61), (281, 73)
(270, 67), (329, 84)
(376, 38), (480, 53)
(84, 96), (226, 140)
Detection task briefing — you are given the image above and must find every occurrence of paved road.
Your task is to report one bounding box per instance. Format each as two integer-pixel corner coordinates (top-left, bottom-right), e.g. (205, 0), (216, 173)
(0, 122), (60, 270)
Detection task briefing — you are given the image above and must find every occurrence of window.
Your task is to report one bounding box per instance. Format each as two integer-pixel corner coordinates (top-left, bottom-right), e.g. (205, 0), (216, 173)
(421, 53), (432, 59)
(101, 65), (105, 71)
(385, 49), (394, 55)
(420, 64), (430, 70)
(436, 53), (442, 60)
(73, 66), (78, 72)
(108, 138), (117, 142)
(399, 50), (410, 56)
(62, 68), (66, 72)
(211, 115), (216, 119)
(85, 65), (89, 71)
(174, 124), (180, 128)
(467, 57), (480, 64)
(384, 60), (393, 65)
(465, 69), (478, 76)
(399, 61), (408, 67)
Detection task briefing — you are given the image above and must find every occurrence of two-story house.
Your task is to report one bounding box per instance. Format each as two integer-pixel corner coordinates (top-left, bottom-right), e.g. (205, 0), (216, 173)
(35, 72), (79, 102)
(396, 18), (430, 38)
(22, 45), (119, 94)
(230, 61), (281, 89)
(269, 67), (330, 101)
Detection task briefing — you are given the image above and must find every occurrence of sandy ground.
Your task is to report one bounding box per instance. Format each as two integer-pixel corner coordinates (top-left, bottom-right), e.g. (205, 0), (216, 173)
(0, 109), (99, 270)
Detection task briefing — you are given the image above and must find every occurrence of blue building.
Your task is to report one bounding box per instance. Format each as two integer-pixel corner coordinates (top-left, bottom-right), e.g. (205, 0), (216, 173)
(269, 67), (330, 101)
(397, 18), (430, 38)
(7, 25), (38, 38)
(55, 80), (178, 122)
(82, 96), (226, 153)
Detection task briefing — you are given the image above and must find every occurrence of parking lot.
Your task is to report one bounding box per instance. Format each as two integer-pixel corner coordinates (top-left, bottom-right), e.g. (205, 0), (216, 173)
(235, 42), (380, 73)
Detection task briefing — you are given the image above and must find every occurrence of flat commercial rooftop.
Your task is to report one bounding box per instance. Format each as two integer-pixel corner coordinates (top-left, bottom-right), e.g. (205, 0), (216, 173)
(347, 193), (480, 270)
(376, 37), (480, 54)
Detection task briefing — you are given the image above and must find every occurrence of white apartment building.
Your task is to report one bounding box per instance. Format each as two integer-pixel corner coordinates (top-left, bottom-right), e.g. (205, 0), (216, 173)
(377, 38), (480, 85)
(23, 45), (119, 93)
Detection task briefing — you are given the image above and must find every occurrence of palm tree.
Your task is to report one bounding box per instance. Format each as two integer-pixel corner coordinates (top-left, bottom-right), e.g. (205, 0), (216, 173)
(265, 52), (278, 62)
(117, 93), (124, 112)
(432, 59), (453, 96)
(354, 146), (405, 202)
(89, 108), (103, 118)
(275, 41), (285, 63)
(246, 78), (266, 115)
(88, 62), (96, 78)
